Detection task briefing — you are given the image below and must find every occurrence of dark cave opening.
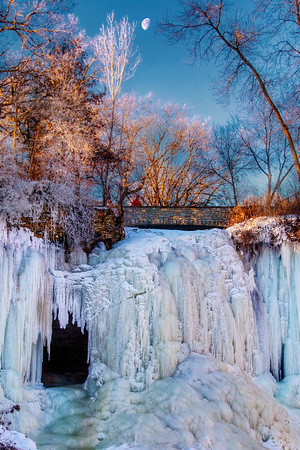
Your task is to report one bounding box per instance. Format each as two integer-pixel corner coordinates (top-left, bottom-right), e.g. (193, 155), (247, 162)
(41, 314), (89, 387)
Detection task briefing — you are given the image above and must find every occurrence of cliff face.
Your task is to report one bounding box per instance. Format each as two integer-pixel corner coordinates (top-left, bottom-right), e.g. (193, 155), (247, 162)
(19, 207), (125, 250)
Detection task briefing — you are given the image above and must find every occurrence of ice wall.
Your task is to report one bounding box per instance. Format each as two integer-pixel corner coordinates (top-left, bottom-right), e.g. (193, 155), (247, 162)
(52, 228), (300, 391)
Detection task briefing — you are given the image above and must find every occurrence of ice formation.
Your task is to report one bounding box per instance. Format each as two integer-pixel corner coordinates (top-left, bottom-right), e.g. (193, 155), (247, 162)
(0, 220), (300, 448)
(60, 227), (257, 390)
(0, 221), (57, 393)
(254, 243), (300, 380)
(32, 354), (299, 449)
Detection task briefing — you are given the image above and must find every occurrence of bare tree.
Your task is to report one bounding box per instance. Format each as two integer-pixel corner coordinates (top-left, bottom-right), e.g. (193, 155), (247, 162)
(0, 0), (76, 95)
(240, 101), (295, 203)
(140, 103), (215, 206)
(0, 0), (73, 51)
(158, 0), (300, 182)
(111, 93), (152, 211)
(211, 120), (250, 206)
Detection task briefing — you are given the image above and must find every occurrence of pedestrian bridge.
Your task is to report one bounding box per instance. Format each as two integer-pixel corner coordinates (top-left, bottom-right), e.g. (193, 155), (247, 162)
(123, 206), (231, 230)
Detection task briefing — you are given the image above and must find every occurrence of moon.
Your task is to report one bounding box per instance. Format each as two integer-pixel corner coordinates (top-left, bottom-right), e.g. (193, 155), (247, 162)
(141, 18), (150, 31)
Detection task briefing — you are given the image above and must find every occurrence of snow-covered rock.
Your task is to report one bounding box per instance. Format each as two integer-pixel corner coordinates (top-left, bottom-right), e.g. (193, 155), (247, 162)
(0, 425), (37, 450)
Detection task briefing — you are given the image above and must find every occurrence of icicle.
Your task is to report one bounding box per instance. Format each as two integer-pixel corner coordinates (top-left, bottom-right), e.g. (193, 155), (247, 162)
(254, 242), (300, 380)
(0, 220), (61, 396)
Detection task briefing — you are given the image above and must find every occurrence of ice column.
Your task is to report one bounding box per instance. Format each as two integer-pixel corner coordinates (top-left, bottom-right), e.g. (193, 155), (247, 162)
(254, 242), (300, 380)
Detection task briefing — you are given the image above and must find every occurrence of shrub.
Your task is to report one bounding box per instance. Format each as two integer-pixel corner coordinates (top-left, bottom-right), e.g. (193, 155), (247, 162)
(0, 405), (20, 450)
(229, 193), (300, 225)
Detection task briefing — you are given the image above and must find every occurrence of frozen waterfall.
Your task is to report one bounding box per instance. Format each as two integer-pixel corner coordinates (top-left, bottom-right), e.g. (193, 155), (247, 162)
(51, 227), (300, 389)
(1, 221), (300, 449)
(54, 227), (258, 391)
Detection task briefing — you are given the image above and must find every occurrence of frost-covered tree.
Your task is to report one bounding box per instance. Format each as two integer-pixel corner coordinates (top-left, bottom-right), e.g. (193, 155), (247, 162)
(92, 93), (152, 216)
(91, 13), (141, 206)
(93, 95), (216, 209)
(21, 34), (101, 185)
(0, 0), (76, 124)
(93, 12), (141, 105)
(0, 1), (79, 174)
(0, 4), (101, 242)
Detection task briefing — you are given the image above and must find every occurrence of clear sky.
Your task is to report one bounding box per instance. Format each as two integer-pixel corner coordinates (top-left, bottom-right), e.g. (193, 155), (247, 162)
(74, 0), (245, 124)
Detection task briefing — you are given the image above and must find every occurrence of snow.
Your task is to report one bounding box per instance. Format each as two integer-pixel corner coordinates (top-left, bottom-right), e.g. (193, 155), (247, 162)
(227, 215), (300, 247)
(0, 425), (37, 449)
(1, 221), (300, 448)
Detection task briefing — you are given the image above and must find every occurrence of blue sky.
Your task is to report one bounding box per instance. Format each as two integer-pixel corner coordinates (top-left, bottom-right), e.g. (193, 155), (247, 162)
(74, 1), (244, 124)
